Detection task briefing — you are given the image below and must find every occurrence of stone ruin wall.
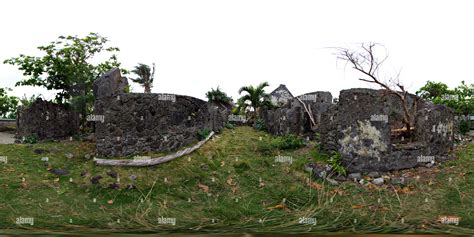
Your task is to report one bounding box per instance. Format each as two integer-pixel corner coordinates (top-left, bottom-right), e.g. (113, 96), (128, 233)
(16, 99), (80, 139)
(262, 91), (333, 136)
(93, 69), (229, 157)
(14, 68), (455, 170)
(264, 88), (454, 172)
(321, 89), (454, 172)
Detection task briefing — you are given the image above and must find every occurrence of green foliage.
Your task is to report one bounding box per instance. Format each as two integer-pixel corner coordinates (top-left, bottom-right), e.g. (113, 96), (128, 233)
(130, 63), (155, 93)
(22, 134), (38, 144)
(417, 80), (474, 115)
(327, 152), (346, 176)
(237, 82), (271, 119)
(206, 86), (232, 105)
(270, 134), (305, 150)
(0, 88), (19, 119)
(256, 134), (305, 155)
(3, 32), (126, 105)
(254, 118), (266, 131)
(224, 122), (235, 129)
(197, 128), (211, 140)
(459, 120), (470, 134)
(417, 81), (449, 100)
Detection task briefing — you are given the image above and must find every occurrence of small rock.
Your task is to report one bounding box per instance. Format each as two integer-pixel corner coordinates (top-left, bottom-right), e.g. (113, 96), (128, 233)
(107, 170), (118, 178)
(312, 163), (332, 180)
(372, 177), (384, 185)
(425, 161), (435, 168)
(333, 175), (347, 182)
(91, 175), (103, 184)
(49, 168), (69, 176)
(367, 171), (381, 178)
(129, 175), (137, 181)
(304, 163), (315, 173)
(40, 157), (49, 162)
(359, 179), (369, 186)
(108, 183), (120, 189)
(391, 177), (406, 185)
(326, 177), (339, 185)
(65, 153), (74, 159)
(84, 154), (91, 160)
(348, 173), (362, 181)
(126, 184), (136, 190)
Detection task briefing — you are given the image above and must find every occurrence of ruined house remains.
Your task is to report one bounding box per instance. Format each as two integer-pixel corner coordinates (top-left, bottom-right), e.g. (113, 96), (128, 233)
(93, 68), (229, 156)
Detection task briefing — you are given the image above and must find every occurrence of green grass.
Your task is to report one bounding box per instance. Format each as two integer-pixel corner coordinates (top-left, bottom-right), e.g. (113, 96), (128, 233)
(0, 126), (473, 235)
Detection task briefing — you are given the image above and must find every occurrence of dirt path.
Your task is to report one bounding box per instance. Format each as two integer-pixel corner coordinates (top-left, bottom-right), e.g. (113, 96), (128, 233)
(0, 132), (15, 144)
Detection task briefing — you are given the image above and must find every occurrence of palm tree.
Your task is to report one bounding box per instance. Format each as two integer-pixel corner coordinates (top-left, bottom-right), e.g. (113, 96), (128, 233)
(130, 63), (155, 93)
(237, 82), (272, 120)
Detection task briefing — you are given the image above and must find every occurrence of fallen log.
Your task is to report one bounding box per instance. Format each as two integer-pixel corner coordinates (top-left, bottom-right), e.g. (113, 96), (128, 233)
(94, 131), (215, 167)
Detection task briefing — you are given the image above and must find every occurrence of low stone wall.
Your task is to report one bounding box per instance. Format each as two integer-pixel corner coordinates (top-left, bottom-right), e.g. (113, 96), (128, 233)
(16, 99), (80, 139)
(93, 69), (229, 157)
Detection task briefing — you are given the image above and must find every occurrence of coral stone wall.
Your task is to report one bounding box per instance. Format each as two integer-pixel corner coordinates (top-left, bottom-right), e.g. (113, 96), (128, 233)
(93, 68), (229, 157)
(262, 91), (333, 136)
(16, 99), (80, 139)
(320, 88), (454, 172)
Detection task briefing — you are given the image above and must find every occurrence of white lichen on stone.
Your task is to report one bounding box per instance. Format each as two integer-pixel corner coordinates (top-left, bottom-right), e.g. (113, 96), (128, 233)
(339, 120), (387, 158)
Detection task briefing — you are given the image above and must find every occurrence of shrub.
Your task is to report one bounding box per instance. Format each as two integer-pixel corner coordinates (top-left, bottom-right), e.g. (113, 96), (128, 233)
(459, 120), (470, 134)
(327, 152), (346, 176)
(22, 134), (38, 144)
(270, 134), (305, 150)
(197, 128), (211, 141)
(225, 122), (235, 129)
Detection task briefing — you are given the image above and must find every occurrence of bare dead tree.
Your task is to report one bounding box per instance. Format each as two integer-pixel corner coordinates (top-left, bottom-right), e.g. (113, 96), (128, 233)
(296, 97), (317, 130)
(335, 43), (419, 138)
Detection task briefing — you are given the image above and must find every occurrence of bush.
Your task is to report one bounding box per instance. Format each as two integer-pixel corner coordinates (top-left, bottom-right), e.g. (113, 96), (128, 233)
(270, 134), (305, 150)
(327, 152), (346, 176)
(225, 122), (235, 129)
(459, 120), (470, 134)
(197, 128), (211, 141)
(22, 134), (38, 144)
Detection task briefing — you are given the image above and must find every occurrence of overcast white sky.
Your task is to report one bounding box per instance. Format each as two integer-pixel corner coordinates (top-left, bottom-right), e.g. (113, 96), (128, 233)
(1, 0), (473, 101)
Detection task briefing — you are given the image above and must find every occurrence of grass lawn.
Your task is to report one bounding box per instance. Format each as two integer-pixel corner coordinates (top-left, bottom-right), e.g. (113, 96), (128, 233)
(0, 126), (473, 235)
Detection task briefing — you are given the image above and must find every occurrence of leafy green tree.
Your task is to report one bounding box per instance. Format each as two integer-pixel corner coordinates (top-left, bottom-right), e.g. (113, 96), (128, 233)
(417, 80), (473, 115)
(0, 88), (19, 119)
(3, 33), (126, 118)
(206, 86), (232, 105)
(416, 81), (449, 100)
(237, 82), (272, 120)
(130, 63), (155, 93)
